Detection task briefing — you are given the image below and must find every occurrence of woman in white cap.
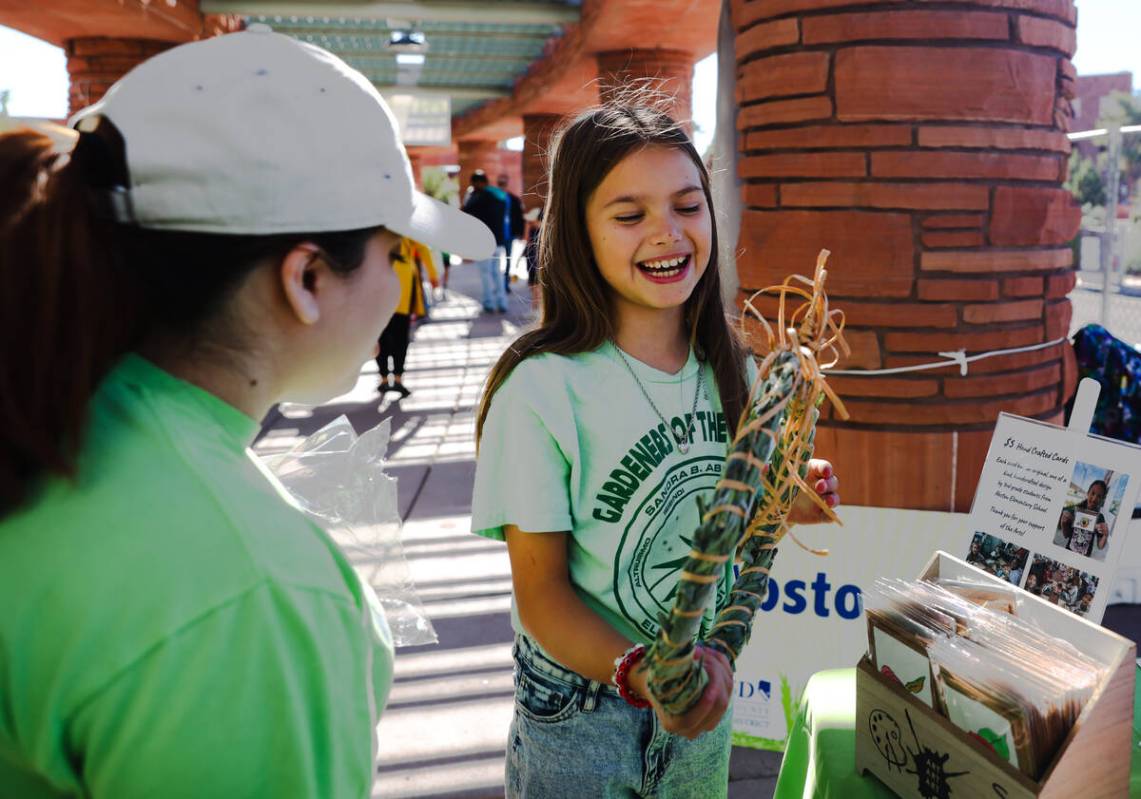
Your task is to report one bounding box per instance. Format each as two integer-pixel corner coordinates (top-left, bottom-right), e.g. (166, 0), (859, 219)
(0, 28), (492, 798)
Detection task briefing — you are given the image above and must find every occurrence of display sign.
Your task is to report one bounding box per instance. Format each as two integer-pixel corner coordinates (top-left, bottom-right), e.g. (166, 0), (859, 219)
(963, 410), (1141, 623)
(383, 93), (451, 146)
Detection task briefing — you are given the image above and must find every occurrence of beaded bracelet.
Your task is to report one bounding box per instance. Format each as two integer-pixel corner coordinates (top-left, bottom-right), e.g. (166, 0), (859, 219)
(612, 643), (651, 708)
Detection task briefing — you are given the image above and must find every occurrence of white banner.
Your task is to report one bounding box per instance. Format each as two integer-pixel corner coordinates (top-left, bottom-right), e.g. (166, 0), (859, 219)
(730, 505), (973, 750)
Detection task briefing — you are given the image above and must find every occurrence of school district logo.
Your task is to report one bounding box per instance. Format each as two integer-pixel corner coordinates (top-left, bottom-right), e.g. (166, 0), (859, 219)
(613, 455), (727, 637)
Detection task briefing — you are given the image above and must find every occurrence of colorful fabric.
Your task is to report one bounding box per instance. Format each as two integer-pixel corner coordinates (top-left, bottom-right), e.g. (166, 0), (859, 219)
(1070, 323), (1141, 443)
(472, 343), (736, 647)
(0, 354), (393, 798)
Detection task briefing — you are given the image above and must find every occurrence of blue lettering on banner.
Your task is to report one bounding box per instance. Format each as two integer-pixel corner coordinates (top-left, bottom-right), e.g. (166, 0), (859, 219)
(732, 567), (864, 620)
(736, 678), (773, 700)
(782, 580), (807, 614)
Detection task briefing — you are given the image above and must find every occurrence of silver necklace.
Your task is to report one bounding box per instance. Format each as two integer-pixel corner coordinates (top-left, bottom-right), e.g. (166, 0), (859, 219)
(612, 343), (703, 454)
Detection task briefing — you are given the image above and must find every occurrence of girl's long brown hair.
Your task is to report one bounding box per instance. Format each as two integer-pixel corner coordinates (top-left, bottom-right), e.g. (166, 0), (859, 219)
(0, 121), (379, 517)
(476, 104), (748, 443)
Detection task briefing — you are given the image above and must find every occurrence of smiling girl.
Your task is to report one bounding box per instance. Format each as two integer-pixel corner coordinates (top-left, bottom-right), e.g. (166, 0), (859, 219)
(471, 105), (839, 797)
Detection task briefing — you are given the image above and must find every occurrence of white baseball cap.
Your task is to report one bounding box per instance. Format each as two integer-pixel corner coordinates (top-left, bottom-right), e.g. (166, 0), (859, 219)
(69, 25), (494, 259)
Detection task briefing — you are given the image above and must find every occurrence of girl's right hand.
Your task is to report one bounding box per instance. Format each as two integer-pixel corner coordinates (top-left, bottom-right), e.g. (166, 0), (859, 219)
(630, 646), (734, 740)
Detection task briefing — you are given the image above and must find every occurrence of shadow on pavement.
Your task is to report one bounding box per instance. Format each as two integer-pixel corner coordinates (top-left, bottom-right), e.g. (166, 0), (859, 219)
(253, 263), (529, 798)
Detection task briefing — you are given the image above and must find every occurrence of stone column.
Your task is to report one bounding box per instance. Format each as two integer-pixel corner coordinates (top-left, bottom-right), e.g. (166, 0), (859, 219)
(596, 48), (695, 130)
(498, 150), (523, 198)
(457, 139), (503, 196)
(522, 113), (562, 212)
(405, 147), (425, 189)
(65, 37), (173, 116)
(732, 0), (1080, 511)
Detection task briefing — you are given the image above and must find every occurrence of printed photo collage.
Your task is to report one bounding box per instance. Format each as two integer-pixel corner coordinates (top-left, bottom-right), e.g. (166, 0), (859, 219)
(963, 436), (1131, 616)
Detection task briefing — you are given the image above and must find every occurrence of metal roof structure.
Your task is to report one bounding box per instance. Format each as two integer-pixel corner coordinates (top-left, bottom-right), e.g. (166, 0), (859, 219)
(3, 0), (717, 145)
(201, 1), (581, 119)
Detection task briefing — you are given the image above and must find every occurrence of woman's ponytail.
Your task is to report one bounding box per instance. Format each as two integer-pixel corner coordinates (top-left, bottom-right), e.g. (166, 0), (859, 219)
(0, 126), (142, 516)
(1, 121), (383, 518)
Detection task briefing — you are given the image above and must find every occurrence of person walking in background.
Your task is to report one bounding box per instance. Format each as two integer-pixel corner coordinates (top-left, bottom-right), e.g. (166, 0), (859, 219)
(377, 238), (438, 398)
(523, 207), (543, 315)
(496, 173), (525, 293)
(0, 29), (492, 798)
(461, 169), (509, 313)
(411, 237), (439, 317)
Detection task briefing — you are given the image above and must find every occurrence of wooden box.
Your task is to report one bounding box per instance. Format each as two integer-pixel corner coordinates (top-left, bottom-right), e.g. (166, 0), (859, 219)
(855, 551), (1135, 799)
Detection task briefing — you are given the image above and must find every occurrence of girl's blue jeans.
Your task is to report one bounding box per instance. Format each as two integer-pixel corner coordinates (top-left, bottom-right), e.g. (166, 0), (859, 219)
(507, 634), (732, 799)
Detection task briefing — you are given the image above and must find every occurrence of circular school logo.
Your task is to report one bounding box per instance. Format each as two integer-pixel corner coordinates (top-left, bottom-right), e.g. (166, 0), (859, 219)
(613, 455), (727, 638)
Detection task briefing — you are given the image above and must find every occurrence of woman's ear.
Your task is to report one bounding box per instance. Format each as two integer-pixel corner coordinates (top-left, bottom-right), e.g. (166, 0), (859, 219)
(280, 244), (323, 325)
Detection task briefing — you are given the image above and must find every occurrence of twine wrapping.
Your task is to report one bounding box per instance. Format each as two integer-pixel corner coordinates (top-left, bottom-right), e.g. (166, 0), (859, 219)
(644, 250), (850, 715)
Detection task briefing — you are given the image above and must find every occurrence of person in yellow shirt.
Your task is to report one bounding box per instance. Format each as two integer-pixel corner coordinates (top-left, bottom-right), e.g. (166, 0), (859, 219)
(377, 238), (438, 397)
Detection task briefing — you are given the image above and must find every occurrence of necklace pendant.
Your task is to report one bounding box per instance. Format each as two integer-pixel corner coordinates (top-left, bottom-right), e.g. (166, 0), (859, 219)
(677, 440), (690, 455)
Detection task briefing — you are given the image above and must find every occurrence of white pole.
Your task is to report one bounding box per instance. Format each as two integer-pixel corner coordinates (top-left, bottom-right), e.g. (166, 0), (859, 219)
(1102, 124), (1122, 332)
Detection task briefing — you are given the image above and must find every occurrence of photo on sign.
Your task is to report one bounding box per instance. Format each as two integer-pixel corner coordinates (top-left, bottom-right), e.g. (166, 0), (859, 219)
(1024, 554), (1099, 617)
(1051, 461), (1129, 562)
(964, 532), (1029, 586)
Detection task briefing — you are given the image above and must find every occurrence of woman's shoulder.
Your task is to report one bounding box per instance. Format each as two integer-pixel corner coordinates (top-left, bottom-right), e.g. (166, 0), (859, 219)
(0, 385), (350, 601)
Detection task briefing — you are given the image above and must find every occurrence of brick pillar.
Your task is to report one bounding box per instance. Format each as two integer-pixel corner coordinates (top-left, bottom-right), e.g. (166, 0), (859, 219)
(65, 38), (174, 116)
(458, 139), (503, 198)
(497, 150), (523, 198)
(733, 0), (1080, 511)
(522, 113), (562, 212)
(405, 147), (425, 189)
(596, 49), (694, 130)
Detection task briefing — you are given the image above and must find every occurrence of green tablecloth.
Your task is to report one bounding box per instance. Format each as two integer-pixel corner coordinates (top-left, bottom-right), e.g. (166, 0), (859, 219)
(772, 667), (1141, 799)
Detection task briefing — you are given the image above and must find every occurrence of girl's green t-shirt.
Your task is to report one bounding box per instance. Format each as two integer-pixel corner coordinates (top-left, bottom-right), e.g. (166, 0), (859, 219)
(472, 342), (738, 647)
(0, 355), (393, 798)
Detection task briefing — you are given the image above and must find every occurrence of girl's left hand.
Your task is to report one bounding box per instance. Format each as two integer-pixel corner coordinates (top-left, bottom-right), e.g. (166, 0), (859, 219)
(788, 459), (839, 525)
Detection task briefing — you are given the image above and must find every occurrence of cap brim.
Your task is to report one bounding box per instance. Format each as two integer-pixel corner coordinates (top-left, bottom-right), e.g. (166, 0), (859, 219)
(390, 191), (496, 260)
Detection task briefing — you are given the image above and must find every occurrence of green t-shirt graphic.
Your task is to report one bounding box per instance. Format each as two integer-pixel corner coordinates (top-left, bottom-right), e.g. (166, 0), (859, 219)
(0, 355), (393, 798)
(473, 342), (737, 646)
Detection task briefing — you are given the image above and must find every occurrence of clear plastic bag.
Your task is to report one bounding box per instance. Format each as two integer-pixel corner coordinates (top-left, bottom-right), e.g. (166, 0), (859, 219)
(932, 576), (1021, 615)
(267, 415), (437, 647)
(921, 590), (1105, 779)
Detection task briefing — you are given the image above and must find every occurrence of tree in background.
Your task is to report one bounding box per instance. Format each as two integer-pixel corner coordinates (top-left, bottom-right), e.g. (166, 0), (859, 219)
(1067, 151), (1108, 208)
(420, 166), (458, 205)
(1096, 91), (1141, 206)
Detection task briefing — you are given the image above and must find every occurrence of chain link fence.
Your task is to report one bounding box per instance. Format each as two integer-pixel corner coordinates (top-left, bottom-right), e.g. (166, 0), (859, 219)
(1068, 119), (1141, 349)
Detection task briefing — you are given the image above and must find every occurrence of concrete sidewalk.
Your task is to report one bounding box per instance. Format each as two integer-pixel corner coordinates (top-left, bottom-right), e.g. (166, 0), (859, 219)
(253, 259), (781, 798)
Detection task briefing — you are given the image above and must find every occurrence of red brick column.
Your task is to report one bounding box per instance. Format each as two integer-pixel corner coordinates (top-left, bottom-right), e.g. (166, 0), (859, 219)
(522, 113), (562, 212)
(458, 139), (503, 196)
(65, 37), (174, 116)
(596, 49), (695, 130)
(732, 0), (1080, 511)
(498, 150), (523, 198)
(405, 147), (425, 189)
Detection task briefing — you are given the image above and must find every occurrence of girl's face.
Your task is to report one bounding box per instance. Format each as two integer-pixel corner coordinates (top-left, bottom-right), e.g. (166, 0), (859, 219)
(585, 145), (712, 323)
(287, 229), (402, 403)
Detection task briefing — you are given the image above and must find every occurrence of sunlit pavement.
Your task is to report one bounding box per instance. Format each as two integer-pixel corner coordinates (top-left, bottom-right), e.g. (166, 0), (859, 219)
(254, 261), (527, 799)
(253, 260), (781, 797)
